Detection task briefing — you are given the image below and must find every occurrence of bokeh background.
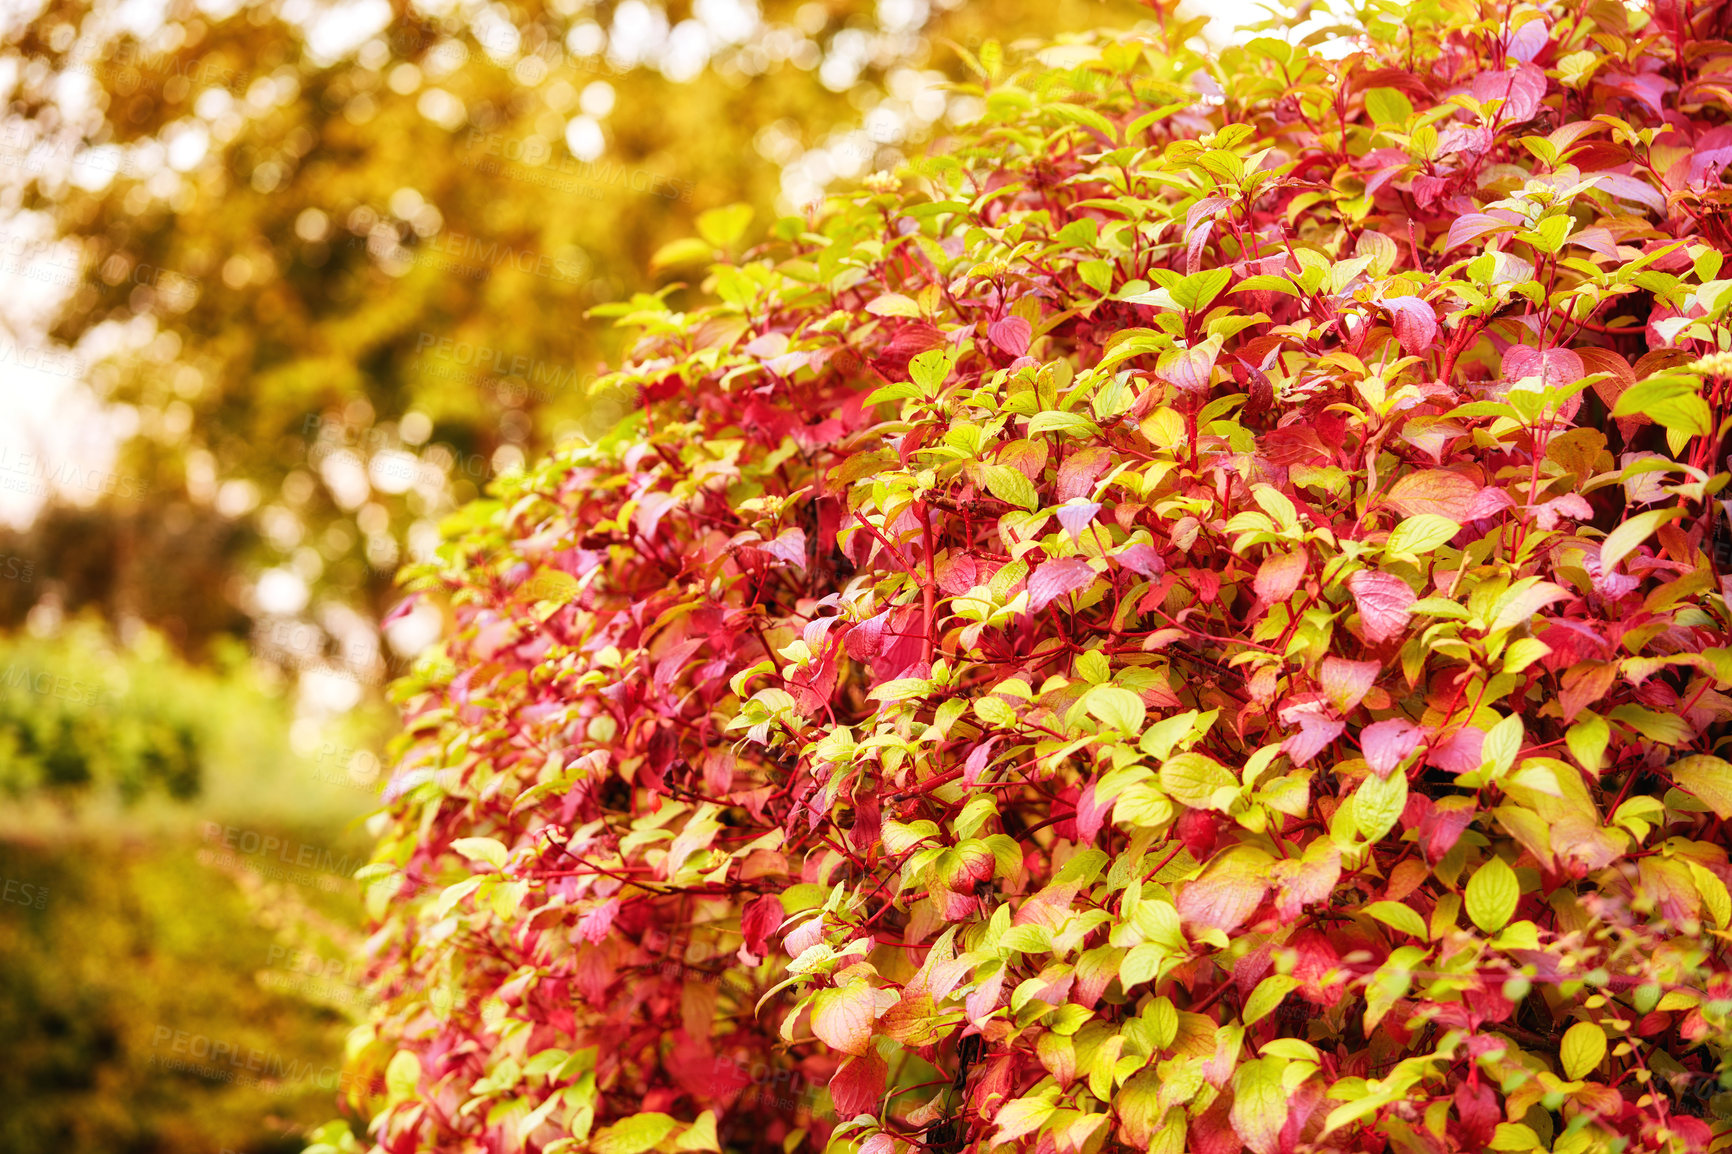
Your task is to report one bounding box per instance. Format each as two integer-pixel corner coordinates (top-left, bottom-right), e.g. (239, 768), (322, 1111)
(0, 0), (1281, 1149)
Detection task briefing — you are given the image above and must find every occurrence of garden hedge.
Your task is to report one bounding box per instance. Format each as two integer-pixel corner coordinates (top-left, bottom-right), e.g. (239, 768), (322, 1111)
(333, 3), (1732, 1152)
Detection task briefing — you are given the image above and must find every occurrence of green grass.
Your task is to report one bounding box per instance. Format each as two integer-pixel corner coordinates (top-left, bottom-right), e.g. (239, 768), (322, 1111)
(0, 621), (393, 1153)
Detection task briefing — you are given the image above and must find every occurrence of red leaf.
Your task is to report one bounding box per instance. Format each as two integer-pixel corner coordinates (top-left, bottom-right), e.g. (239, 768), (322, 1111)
(741, 893), (784, 957)
(1190, 1096), (1244, 1154)
(829, 1051), (888, 1118)
(1347, 569), (1417, 643)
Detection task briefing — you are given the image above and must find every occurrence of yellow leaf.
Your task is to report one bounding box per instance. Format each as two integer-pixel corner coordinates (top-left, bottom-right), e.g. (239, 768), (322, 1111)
(1560, 1021), (1607, 1080)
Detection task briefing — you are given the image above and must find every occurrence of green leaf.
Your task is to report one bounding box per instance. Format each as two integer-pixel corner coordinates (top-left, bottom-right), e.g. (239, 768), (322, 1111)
(1480, 713), (1523, 778)
(1079, 259), (1114, 294)
(1029, 411), (1102, 437)
(1352, 770), (1407, 842)
(1230, 1057), (1288, 1154)
(696, 204), (754, 248)
(1159, 751), (1236, 810)
(1362, 900), (1428, 940)
(1386, 514), (1460, 557)
(452, 837), (509, 869)
(1170, 268), (1232, 312)
(1465, 856), (1520, 933)
(909, 349), (954, 395)
(1566, 714), (1609, 771)
(1085, 686), (1146, 736)
(1599, 508), (1682, 573)
(650, 236), (718, 270)
(1671, 755), (1732, 818)
(1612, 373), (1710, 435)
(1610, 704), (1692, 746)
(593, 1113), (680, 1154)
(434, 876), (483, 919)
(1242, 973), (1300, 1025)
(1364, 86), (1414, 124)
(865, 292), (922, 318)
(1119, 942), (1165, 990)
(1560, 1021), (1607, 1081)
(983, 464), (1039, 511)
(385, 1048), (421, 1102)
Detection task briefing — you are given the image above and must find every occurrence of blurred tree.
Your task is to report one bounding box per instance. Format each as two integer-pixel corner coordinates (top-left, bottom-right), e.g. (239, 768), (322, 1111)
(0, 0), (1149, 673)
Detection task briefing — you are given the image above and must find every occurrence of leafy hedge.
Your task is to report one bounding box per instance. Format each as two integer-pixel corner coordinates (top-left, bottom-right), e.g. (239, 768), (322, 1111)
(340, 4), (1732, 1153)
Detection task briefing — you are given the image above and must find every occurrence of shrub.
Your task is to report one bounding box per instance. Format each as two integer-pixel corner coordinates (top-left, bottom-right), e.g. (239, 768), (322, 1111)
(339, 4), (1732, 1153)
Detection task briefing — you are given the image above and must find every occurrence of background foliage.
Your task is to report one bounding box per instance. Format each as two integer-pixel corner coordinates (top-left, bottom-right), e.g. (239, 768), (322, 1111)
(342, 2), (1732, 1153)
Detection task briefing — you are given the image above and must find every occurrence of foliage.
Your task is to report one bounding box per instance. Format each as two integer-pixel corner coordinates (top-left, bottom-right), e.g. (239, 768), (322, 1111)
(0, 621), (378, 1154)
(0, 620), (230, 805)
(343, 4), (1732, 1154)
(0, 833), (367, 1154)
(0, 0), (1146, 658)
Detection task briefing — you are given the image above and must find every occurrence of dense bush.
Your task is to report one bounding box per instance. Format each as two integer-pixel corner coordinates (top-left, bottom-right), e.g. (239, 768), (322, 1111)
(340, 3), (1732, 1153)
(0, 623), (209, 805)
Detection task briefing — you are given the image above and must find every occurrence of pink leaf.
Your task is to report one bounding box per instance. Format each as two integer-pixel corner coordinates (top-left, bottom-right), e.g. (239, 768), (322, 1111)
(1056, 446), (1111, 499)
(1254, 549), (1307, 605)
(1506, 18), (1548, 61)
(764, 526), (808, 568)
(1535, 493), (1594, 531)
(1502, 345), (1584, 389)
(1281, 693), (1344, 762)
(1177, 855), (1269, 934)
(1348, 569), (1417, 643)
(988, 315), (1032, 357)
(578, 898), (620, 944)
(1384, 296), (1437, 354)
(1590, 171), (1668, 215)
(1465, 486), (1516, 521)
(1471, 63), (1546, 122)
(1056, 500), (1101, 542)
(1028, 557), (1096, 612)
(1445, 212), (1517, 251)
(811, 983), (877, 1056)
(844, 611), (888, 661)
(635, 490), (679, 539)
(1321, 657), (1380, 714)
(1361, 718), (1424, 777)
(1075, 778), (1111, 845)
(1386, 469), (1483, 519)
(1428, 726), (1485, 774)
(1114, 543), (1165, 576)
(1273, 845), (1340, 920)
